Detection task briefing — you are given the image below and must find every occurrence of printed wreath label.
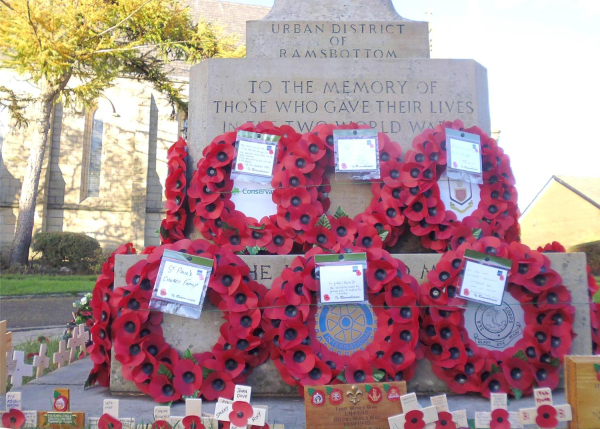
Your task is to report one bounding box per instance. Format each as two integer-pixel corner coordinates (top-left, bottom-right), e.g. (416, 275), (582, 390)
(418, 237), (576, 398)
(263, 246), (422, 392)
(110, 239), (271, 402)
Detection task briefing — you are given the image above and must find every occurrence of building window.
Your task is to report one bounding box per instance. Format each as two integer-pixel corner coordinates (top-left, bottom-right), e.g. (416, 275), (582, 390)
(82, 106), (105, 199)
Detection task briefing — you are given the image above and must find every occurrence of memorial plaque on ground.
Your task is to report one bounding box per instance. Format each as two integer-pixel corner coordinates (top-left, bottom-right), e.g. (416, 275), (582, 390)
(565, 355), (600, 429)
(304, 381), (407, 429)
(110, 253), (591, 396)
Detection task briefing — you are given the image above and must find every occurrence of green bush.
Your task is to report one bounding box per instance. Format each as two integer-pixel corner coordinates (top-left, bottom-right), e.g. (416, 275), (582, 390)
(570, 240), (600, 275)
(33, 232), (102, 273)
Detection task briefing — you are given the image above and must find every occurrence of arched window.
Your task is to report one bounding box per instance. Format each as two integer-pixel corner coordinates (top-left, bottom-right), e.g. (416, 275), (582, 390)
(82, 107), (104, 198)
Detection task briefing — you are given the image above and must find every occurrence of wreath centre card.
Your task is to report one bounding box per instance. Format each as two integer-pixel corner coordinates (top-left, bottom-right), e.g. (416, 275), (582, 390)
(458, 249), (512, 306)
(316, 253), (368, 304)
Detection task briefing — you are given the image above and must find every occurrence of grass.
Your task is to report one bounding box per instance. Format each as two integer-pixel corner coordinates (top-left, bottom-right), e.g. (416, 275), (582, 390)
(0, 274), (97, 296)
(6, 335), (63, 392)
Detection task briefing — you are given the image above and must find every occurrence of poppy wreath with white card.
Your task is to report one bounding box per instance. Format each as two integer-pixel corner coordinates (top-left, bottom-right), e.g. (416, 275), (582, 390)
(399, 119), (520, 252)
(110, 239), (271, 402)
(263, 246), (421, 391)
(418, 237), (575, 398)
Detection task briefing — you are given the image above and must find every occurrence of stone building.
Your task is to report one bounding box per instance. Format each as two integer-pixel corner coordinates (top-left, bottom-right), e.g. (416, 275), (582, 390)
(520, 175), (600, 249)
(0, 0), (271, 258)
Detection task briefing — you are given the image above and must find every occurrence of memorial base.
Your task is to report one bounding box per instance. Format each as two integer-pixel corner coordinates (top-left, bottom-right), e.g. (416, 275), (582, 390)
(110, 253), (591, 396)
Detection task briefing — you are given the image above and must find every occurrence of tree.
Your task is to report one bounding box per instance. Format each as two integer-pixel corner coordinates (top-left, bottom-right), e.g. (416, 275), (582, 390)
(0, 0), (243, 265)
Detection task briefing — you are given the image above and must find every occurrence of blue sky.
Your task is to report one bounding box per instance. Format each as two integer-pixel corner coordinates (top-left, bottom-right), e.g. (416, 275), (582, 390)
(233, 0), (600, 208)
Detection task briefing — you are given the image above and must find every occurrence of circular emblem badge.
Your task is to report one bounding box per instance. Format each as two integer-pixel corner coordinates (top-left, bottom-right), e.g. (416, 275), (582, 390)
(466, 298), (524, 350)
(386, 386), (402, 402)
(315, 304), (377, 356)
(329, 388), (344, 405)
(367, 386), (383, 404)
(311, 390), (325, 407)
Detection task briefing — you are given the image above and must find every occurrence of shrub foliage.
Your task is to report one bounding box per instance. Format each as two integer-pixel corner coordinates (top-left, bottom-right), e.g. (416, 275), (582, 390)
(33, 232), (102, 273)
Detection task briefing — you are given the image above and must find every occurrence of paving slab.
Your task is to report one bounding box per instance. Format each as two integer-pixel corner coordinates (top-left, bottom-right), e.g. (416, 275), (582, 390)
(1, 357), (572, 428)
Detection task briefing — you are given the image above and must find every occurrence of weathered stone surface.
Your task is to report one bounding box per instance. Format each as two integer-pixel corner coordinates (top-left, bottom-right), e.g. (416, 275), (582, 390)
(187, 58), (490, 167)
(110, 252), (591, 395)
(247, 20), (430, 59)
(261, 0), (404, 21)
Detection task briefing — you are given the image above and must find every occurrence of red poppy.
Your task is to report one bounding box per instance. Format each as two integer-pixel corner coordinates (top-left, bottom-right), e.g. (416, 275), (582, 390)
(501, 357), (534, 391)
(182, 415), (204, 429)
(289, 204), (319, 231)
(305, 225), (338, 250)
(98, 414), (123, 429)
(2, 409), (25, 429)
(229, 401), (253, 427)
(481, 373), (510, 398)
(435, 411), (456, 429)
(201, 371), (234, 401)
(345, 356), (374, 384)
(151, 421), (172, 429)
(536, 405), (558, 429)
(264, 227), (294, 255)
(404, 410), (426, 429)
(173, 359), (204, 396)
(490, 408), (510, 429)
(283, 345), (316, 375)
(149, 374), (181, 403)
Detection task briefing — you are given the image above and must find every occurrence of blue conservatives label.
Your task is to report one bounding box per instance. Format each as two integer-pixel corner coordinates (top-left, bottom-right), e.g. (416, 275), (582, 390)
(315, 304), (377, 356)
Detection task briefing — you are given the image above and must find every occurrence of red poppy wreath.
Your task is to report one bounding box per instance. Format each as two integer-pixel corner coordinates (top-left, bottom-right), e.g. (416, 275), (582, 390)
(397, 120), (520, 253)
(263, 246), (421, 393)
(160, 137), (188, 244)
(418, 237), (575, 398)
(110, 239), (271, 402)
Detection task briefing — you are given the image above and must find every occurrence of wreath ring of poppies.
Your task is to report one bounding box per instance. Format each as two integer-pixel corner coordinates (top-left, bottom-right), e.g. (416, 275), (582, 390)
(397, 119), (520, 253)
(262, 246), (422, 391)
(111, 239), (272, 402)
(418, 236), (576, 398)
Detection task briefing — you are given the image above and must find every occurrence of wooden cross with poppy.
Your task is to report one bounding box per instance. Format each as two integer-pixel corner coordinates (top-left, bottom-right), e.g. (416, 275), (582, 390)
(214, 385), (267, 429)
(429, 394), (469, 429)
(518, 388), (572, 429)
(387, 392), (439, 429)
(87, 399), (135, 429)
(67, 324), (89, 363)
(1, 391), (39, 428)
(8, 351), (33, 389)
(475, 393), (522, 429)
(153, 399), (217, 429)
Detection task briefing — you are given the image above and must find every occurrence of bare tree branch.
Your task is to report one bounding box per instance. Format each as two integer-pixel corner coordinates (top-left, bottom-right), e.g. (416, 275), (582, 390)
(91, 0), (154, 39)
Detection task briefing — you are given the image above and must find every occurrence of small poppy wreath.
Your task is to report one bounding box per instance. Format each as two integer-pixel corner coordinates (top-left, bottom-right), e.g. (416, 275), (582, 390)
(399, 120), (520, 252)
(418, 237), (576, 398)
(111, 239), (271, 402)
(160, 137), (189, 244)
(263, 246), (421, 393)
(86, 243), (142, 388)
(188, 121), (308, 255)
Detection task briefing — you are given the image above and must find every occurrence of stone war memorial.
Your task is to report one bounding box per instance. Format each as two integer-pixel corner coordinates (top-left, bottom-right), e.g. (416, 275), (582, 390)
(3, 0), (600, 428)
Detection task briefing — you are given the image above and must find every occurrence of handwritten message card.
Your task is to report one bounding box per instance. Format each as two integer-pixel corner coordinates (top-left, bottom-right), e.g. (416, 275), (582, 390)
(336, 138), (378, 172)
(459, 250), (512, 306)
(156, 259), (208, 306)
(232, 139), (276, 178)
(319, 264), (366, 304)
(448, 137), (482, 174)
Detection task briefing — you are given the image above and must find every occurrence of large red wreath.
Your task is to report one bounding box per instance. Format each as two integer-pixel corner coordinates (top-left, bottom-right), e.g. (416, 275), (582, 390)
(396, 120), (520, 252)
(418, 237), (575, 398)
(160, 137), (188, 244)
(110, 239), (271, 402)
(263, 245), (421, 393)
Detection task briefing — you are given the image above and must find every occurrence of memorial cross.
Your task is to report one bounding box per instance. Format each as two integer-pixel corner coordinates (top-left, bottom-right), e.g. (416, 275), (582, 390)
(388, 393), (439, 429)
(153, 398), (218, 428)
(429, 394), (469, 428)
(214, 385), (267, 429)
(475, 393), (522, 428)
(88, 399), (135, 429)
(0, 392), (39, 428)
(67, 324), (89, 363)
(53, 340), (69, 368)
(32, 343), (50, 378)
(9, 351), (33, 388)
(0, 320), (12, 395)
(518, 388), (572, 428)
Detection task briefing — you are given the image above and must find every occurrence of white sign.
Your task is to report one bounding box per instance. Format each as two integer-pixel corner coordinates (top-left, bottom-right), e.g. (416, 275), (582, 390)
(156, 260), (209, 306)
(232, 139), (276, 178)
(319, 264), (366, 304)
(230, 180), (277, 221)
(448, 137), (482, 174)
(459, 260), (509, 306)
(438, 171), (481, 220)
(337, 138), (378, 172)
(6, 392), (22, 410)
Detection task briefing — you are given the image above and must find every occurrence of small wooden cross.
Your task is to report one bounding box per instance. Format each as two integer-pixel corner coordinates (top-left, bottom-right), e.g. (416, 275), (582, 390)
(9, 351), (33, 388)
(88, 399), (135, 429)
(153, 398), (218, 428)
(214, 385), (267, 429)
(53, 340), (70, 368)
(518, 388), (572, 428)
(67, 324), (89, 363)
(475, 393), (522, 428)
(33, 343), (50, 378)
(430, 394), (469, 428)
(388, 393), (439, 429)
(0, 320), (9, 395)
(0, 392), (39, 428)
